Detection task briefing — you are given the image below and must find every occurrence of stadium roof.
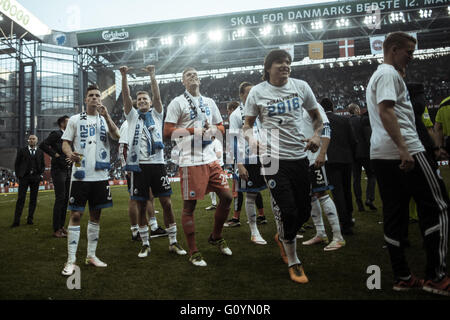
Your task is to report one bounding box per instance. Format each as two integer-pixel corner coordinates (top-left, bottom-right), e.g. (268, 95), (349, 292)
(33, 0), (450, 74)
(0, 0), (51, 42)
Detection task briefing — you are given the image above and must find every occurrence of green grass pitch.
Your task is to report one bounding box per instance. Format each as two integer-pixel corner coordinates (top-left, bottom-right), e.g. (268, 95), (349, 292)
(0, 170), (449, 300)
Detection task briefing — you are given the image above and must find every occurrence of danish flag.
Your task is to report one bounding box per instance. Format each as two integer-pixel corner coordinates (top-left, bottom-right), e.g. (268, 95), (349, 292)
(339, 39), (355, 57)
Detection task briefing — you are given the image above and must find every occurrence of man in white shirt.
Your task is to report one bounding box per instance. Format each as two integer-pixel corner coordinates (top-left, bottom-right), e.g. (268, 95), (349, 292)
(61, 84), (120, 276)
(228, 82), (267, 245)
(244, 49), (323, 284)
(300, 104), (345, 251)
(164, 67), (233, 267)
(367, 31), (449, 295)
(120, 65), (185, 258)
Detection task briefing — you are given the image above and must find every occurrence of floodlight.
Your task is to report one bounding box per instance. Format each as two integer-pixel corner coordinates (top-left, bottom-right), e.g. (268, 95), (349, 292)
(161, 36), (173, 46)
(208, 30), (223, 42)
(184, 33), (198, 46)
(389, 12), (405, 23)
(419, 9), (432, 19)
(311, 20), (323, 30)
(336, 18), (349, 28)
(282, 23), (298, 35)
(136, 39), (148, 50)
(259, 25), (272, 37)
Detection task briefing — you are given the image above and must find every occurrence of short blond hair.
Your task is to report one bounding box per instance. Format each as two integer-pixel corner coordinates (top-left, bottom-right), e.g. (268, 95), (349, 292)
(383, 32), (417, 52)
(348, 103), (360, 115)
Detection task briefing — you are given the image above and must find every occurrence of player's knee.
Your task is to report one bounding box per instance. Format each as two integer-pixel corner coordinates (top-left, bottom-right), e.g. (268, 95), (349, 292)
(70, 211), (82, 224)
(219, 191), (233, 206)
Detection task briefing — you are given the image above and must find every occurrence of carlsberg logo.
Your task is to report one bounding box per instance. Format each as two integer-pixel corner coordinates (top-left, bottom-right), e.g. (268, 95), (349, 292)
(102, 29), (129, 42)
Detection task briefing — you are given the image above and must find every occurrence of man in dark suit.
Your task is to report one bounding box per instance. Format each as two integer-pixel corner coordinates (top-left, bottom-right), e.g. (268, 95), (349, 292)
(348, 103), (377, 212)
(39, 116), (71, 238)
(321, 98), (357, 235)
(11, 135), (45, 227)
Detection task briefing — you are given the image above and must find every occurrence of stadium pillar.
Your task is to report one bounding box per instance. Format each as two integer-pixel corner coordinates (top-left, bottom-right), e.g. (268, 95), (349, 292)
(18, 61), (25, 147)
(29, 62), (37, 136)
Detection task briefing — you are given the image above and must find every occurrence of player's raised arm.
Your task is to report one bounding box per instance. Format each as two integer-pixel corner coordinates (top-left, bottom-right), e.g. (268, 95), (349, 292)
(143, 65), (163, 114)
(120, 66), (134, 115)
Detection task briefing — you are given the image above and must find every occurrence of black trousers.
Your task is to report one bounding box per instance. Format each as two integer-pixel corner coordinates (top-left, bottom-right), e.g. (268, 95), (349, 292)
(51, 168), (71, 232)
(264, 158), (311, 241)
(326, 162), (354, 231)
(373, 152), (449, 281)
(13, 175), (40, 223)
(352, 158), (376, 202)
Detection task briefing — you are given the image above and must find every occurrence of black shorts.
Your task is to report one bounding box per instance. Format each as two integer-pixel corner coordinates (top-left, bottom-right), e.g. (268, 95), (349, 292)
(236, 162), (267, 193)
(68, 180), (113, 212)
(263, 158), (312, 241)
(129, 164), (172, 200)
(309, 165), (334, 193)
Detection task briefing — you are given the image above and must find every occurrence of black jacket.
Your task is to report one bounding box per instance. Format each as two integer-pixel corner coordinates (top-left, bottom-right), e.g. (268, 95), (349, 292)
(14, 147), (45, 179)
(39, 130), (70, 171)
(326, 112), (357, 164)
(349, 113), (371, 160)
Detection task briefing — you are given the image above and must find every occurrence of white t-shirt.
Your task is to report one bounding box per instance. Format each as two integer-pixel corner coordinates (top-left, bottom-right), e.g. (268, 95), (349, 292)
(125, 108), (165, 164)
(119, 120), (128, 145)
(165, 91), (223, 167)
(229, 103), (261, 163)
(62, 113), (110, 182)
(366, 64), (424, 159)
(245, 78), (318, 160)
(302, 104), (330, 163)
(211, 138), (224, 167)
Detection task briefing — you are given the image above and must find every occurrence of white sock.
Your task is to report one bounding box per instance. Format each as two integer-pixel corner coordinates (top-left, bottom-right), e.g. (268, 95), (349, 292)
(130, 224), (139, 237)
(210, 192), (217, 206)
(67, 225), (80, 264)
(282, 238), (301, 267)
(311, 197), (327, 238)
(149, 217), (158, 232)
(87, 221), (100, 258)
(139, 225), (150, 246)
(246, 193), (260, 236)
(167, 223), (177, 245)
(319, 195), (344, 241)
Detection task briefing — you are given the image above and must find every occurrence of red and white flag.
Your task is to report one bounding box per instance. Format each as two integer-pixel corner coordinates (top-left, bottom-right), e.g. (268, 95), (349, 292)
(339, 39), (355, 57)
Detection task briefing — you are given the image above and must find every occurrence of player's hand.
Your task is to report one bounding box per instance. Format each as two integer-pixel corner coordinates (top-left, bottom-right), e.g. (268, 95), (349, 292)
(119, 66), (131, 75)
(69, 152), (83, 163)
(303, 135), (320, 153)
(314, 153), (325, 169)
(97, 104), (109, 118)
(143, 65), (155, 75)
(399, 149), (415, 172)
(237, 163), (249, 181)
(65, 157), (73, 165)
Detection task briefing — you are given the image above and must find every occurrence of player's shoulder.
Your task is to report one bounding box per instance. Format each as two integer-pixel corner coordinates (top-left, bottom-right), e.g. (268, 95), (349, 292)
(230, 107), (241, 120)
(68, 113), (80, 121)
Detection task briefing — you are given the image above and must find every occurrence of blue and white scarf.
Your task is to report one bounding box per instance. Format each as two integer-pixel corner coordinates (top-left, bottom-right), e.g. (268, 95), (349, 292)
(73, 112), (110, 180)
(184, 91), (212, 148)
(124, 109), (164, 172)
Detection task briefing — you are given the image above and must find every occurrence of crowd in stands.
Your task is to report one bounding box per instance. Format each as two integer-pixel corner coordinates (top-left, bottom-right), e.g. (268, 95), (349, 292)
(4, 55), (449, 185)
(1, 168), (16, 187)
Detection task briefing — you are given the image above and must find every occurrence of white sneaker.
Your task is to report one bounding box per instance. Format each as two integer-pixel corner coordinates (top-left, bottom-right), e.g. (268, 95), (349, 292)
(324, 240), (346, 251)
(62, 262), (76, 276)
(85, 256), (107, 267)
(169, 242), (187, 255)
(302, 235), (329, 246)
(189, 252), (207, 267)
(138, 245), (151, 258)
(205, 205), (217, 211)
(251, 234), (267, 245)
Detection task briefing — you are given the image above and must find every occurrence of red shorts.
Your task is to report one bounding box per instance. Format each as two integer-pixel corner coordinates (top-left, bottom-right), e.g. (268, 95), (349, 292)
(179, 161), (230, 200)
